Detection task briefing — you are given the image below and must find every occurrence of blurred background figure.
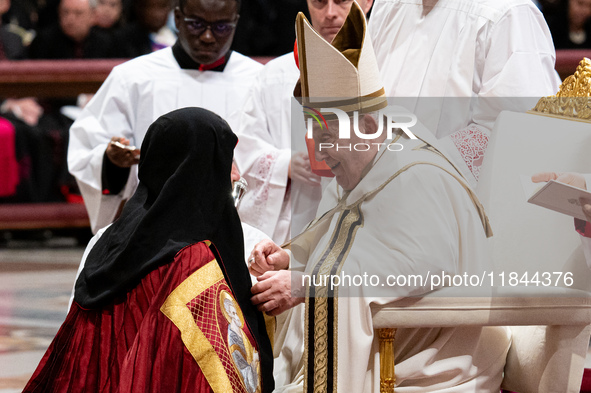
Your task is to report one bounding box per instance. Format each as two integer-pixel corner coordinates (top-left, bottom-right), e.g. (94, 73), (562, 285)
(545, 0), (591, 48)
(0, 0), (37, 44)
(0, 0), (54, 204)
(114, 0), (174, 58)
(29, 0), (116, 59)
(231, 0), (307, 57)
(0, 0), (26, 59)
(24, 0), (120, 204)
(94, 0), (123, 30)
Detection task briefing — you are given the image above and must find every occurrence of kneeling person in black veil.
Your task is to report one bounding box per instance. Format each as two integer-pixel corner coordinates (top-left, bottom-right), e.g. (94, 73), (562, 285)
(23, 107), (274, 393)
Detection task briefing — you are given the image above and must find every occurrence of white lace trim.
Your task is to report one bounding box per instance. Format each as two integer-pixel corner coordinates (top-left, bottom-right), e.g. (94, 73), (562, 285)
(449, 125), (489, 180)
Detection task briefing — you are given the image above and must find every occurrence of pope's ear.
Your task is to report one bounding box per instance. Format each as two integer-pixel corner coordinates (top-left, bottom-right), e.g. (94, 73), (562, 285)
(360, 113), (378, 134)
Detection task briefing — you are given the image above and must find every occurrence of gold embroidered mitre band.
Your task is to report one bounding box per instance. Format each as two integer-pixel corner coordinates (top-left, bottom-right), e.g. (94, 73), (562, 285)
(294, 1), (387, 119)
(530, 58), (591, 122)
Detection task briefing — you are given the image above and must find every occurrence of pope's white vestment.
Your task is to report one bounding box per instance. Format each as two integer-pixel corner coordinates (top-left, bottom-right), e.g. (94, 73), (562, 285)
(233, 53), (323, 244)
(68, 47), (262, 233)
(276, 125), (509, 392)
(368, 0), (561, 185)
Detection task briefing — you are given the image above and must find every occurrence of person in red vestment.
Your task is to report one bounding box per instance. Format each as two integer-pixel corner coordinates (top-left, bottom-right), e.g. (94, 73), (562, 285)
(22, 107), (274, 393)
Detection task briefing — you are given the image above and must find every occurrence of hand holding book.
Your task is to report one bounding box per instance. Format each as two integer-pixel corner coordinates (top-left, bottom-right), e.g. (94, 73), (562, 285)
(530, 172), (591, 222)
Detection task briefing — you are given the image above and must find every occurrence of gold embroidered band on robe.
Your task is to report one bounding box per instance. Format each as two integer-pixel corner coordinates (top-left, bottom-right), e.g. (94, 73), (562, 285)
(530, 58), (591, 122)
(160, 258), (261, 393)
(304, 204), (364, 393)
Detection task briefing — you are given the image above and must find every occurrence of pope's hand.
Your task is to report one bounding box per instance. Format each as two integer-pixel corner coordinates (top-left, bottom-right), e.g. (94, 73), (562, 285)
(106, 136), (140, 168)
(248, 239), (289, 277)
(251, 270), (304, 316)
(288, 152), (321, 186)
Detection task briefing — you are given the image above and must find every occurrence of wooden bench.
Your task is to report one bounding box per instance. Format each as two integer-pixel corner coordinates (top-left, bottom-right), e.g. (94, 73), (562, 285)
(0, 203), (90, 230)
(0, 57), (273, 98)
(0, 59), (126, 231)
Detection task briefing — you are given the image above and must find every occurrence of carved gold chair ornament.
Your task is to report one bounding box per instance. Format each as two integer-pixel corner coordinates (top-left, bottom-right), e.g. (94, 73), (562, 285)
(530, 57), (591, 122)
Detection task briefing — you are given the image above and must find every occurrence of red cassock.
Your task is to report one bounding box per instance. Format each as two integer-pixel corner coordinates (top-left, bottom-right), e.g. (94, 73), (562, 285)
(23, 241), (263, 393)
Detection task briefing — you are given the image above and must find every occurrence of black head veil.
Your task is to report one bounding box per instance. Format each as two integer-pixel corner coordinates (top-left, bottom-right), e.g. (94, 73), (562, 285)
(74, 108), (273, 391)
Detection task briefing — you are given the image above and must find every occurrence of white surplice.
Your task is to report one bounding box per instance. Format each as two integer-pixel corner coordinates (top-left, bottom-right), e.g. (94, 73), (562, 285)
(68, 48), (262, 233)
(275, 118), (509, 392)
(368, 0), (561, 185)
(233, 53), (323, 244)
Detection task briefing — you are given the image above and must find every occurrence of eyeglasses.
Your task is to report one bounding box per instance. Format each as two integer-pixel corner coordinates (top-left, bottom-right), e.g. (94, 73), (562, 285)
(177, 8), (237, 38)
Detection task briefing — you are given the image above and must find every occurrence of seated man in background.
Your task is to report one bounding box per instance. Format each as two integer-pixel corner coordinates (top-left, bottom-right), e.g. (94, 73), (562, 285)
(68, 0), (262, 233)
(16, 0), (121, 202)
(29, 0), (116, 59)
(0, 0), (70, 203)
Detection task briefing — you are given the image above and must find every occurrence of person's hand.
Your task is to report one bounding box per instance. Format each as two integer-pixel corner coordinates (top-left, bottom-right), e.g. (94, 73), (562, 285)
(105, 136), (140, 168)
(77, 93), (94, 108)
(533, 172), (591, 222)
(1, 98), (43, 126)
(582, 200), (591, 222)
(288, 152), (321, 186)
(248, 239), (290, 277)
(531, 172), (586, 190)
(251, 270), (304, 316)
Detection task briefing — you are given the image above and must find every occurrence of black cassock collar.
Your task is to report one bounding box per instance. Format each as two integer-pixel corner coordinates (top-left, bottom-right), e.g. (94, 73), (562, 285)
(172, 40), (231, 72)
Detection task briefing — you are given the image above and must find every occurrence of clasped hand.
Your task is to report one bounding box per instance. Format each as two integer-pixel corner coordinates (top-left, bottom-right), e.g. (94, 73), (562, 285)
(248, 239), (304, 316)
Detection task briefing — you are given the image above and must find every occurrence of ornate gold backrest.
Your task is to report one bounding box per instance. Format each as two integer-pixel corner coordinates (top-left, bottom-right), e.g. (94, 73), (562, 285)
(529, 58), (591, 122)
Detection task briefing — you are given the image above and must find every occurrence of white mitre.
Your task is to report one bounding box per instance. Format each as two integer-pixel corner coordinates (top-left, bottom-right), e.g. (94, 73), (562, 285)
(294, 1), (387, 115)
